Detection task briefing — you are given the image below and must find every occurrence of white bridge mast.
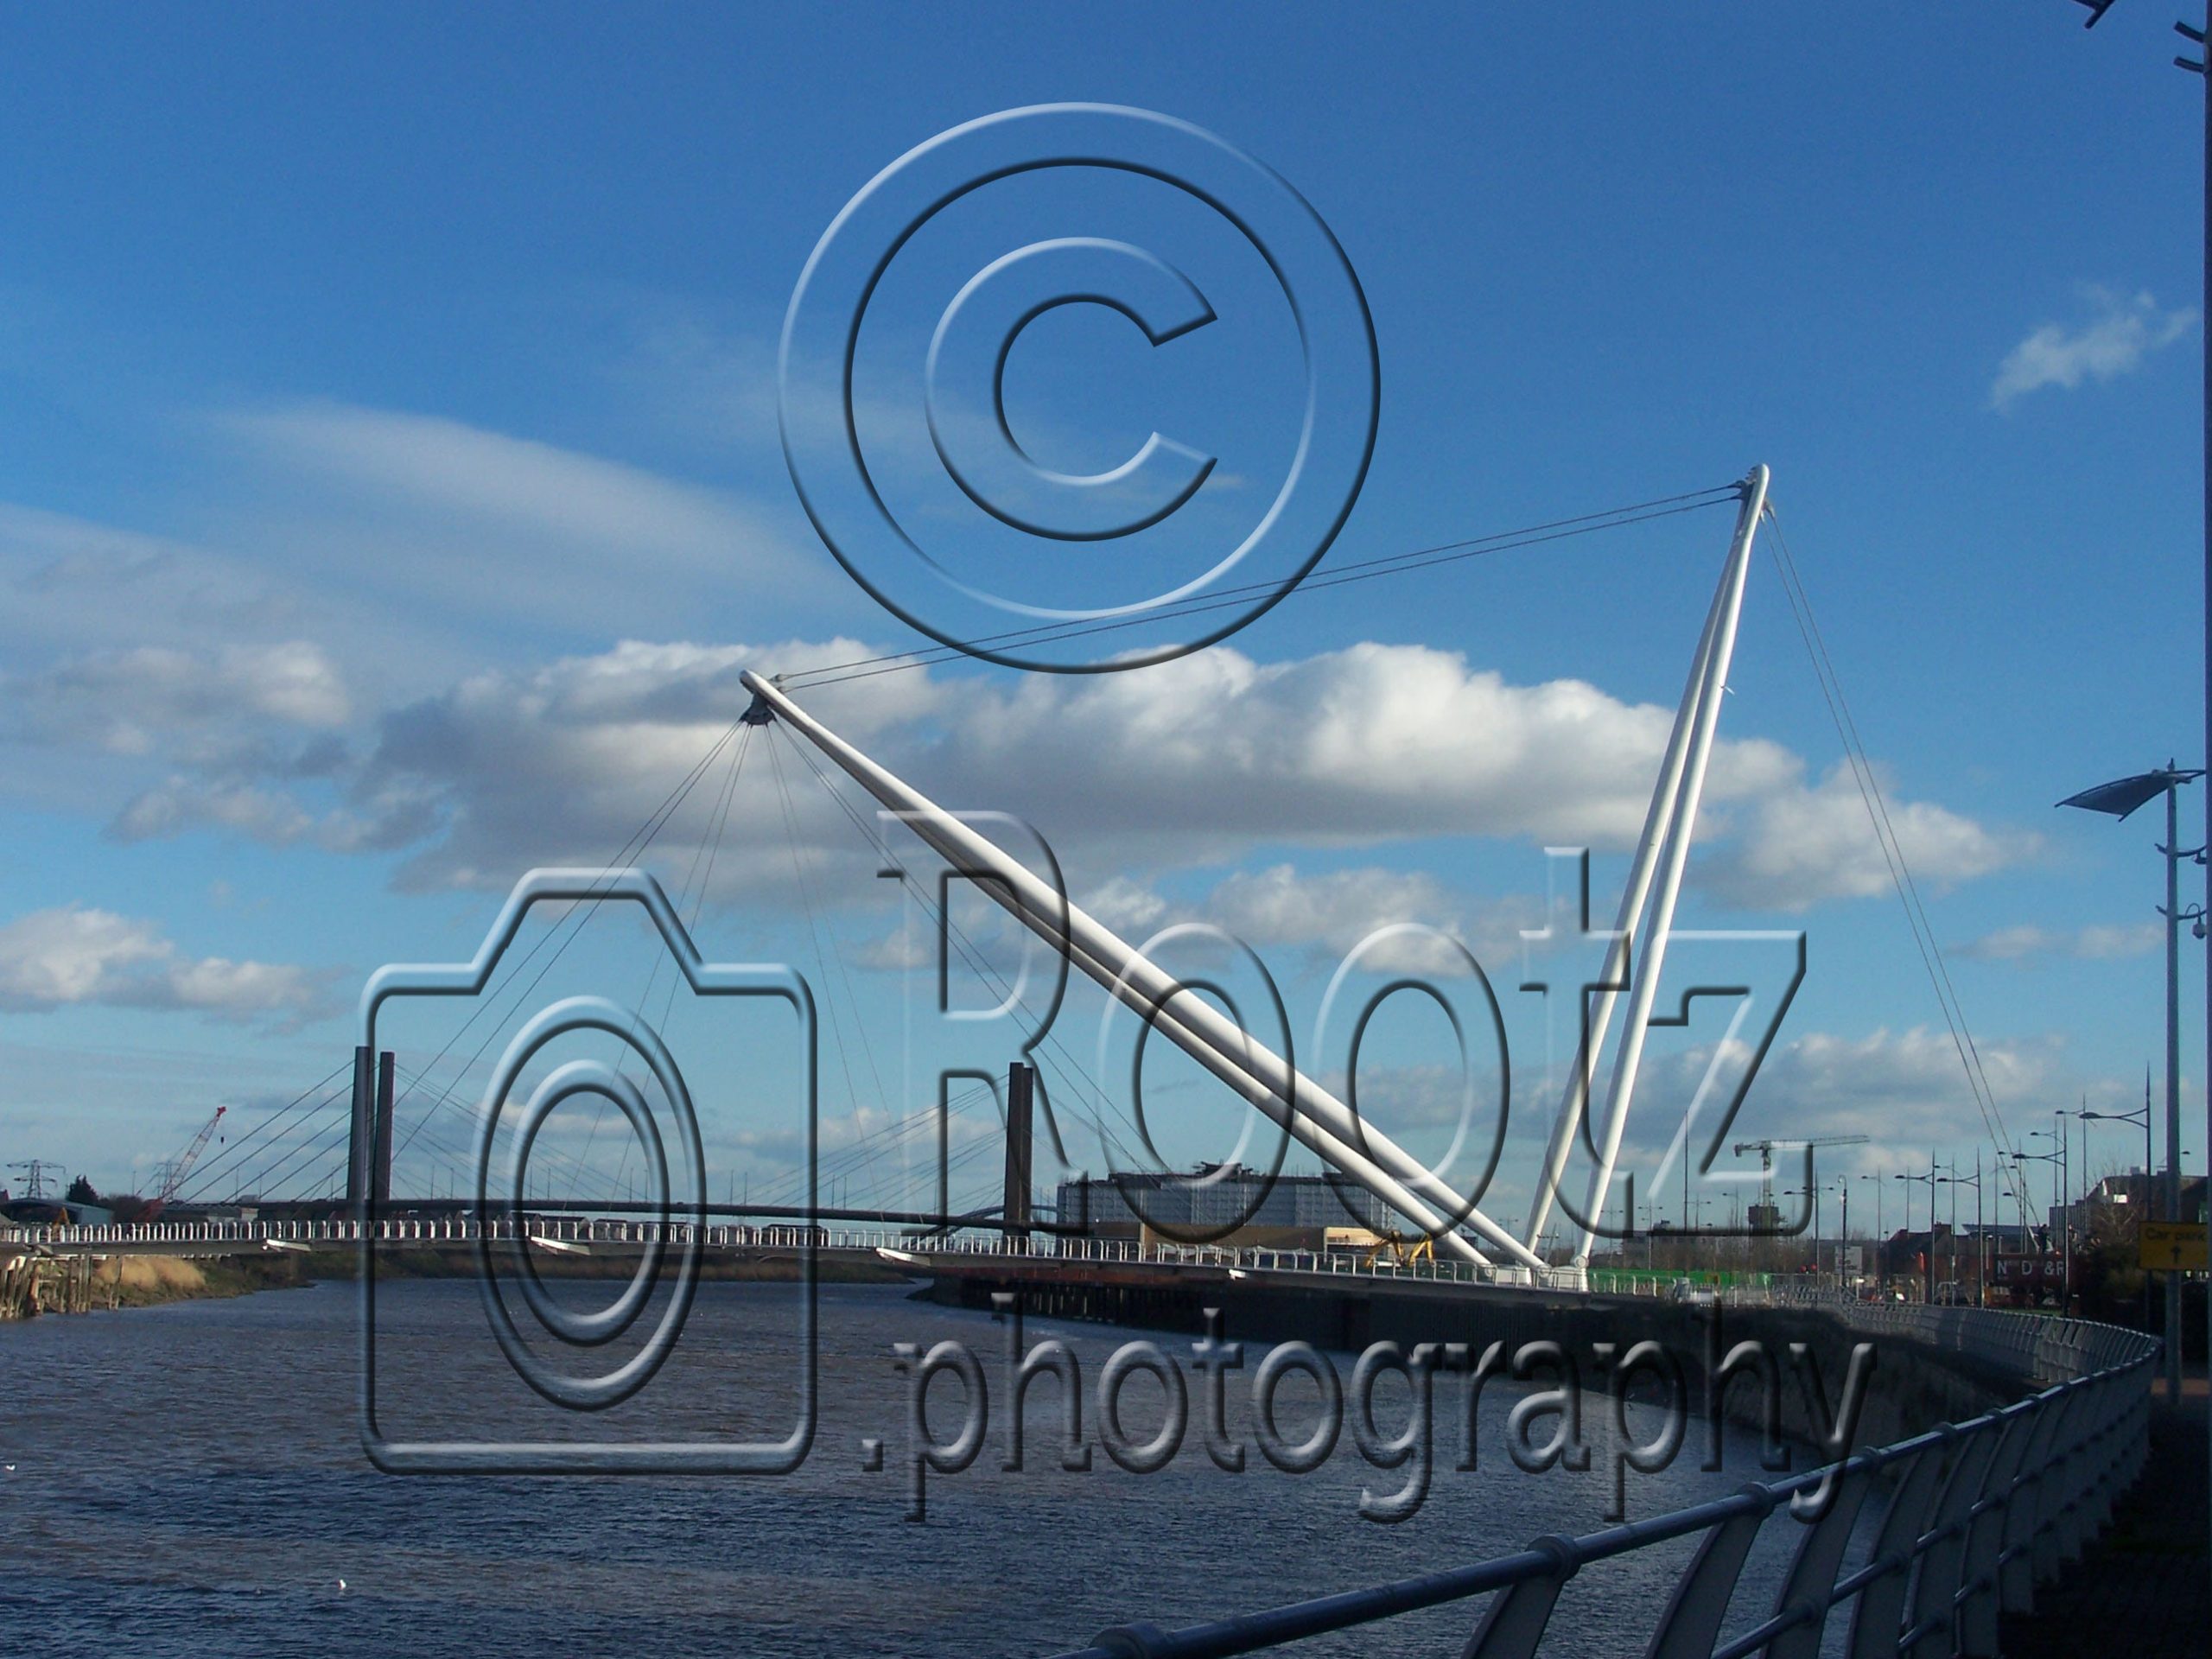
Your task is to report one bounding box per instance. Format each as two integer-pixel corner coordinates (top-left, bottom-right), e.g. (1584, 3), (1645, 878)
(746, 464), (1768, 1287)
(741, 670), (1551, 1278)
(1520, 466), (1771, 1267)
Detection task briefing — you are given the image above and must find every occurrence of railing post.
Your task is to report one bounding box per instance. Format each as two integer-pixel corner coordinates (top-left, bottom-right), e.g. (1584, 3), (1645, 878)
(1765, 1460), (1875, 1659)
(1997, 1394), (2065, 1613)
(1465, 1535), (1581, 1659)
(1847, 1437), (1949, 1659)
(1642, 1489), (1775, 1659)
(1905, 1421), (1999, 1658)
(1956, 1409), (2035, 1656)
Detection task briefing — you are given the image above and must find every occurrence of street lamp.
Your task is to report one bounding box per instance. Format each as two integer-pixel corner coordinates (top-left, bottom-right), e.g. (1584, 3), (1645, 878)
(1897, 1166), (1938, 1303)
(1940, 1160), (1986, 1307)
(2081, 1084), (2156, 1211)
(1859, 1173), (1886, 1296)
(2058, 762), (2203, 1399)
(2064, 0), (2212, 1592)
(2044, 1112), (2075, 1304)
(1829, 1177), (1853, 1290)
(2084, 1080), (2169, 1334)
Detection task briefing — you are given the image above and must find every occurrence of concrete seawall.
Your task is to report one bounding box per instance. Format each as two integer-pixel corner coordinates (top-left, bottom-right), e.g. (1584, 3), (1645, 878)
(923, 1259), (2022, 1452)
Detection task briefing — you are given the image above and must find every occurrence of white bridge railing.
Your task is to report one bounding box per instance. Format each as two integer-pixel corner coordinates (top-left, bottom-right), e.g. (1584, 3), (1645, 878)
(2, 1217), (1600, 1292)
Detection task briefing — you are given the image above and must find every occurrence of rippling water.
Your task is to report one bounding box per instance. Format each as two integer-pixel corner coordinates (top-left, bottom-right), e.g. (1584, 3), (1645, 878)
(0, 1278), (1822, 1656)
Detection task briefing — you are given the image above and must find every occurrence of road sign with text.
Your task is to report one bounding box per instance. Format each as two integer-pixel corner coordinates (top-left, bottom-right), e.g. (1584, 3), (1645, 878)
(2139, 1221), (2208, 1273)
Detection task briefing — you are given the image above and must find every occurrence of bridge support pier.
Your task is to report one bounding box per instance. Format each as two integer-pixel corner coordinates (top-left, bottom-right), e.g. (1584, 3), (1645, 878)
(1005, 1061), (1034, 1253)
(348, 1046), (397, 1210)
(347, 1046), (372, 1207)
(371, 1051), (396, 1208)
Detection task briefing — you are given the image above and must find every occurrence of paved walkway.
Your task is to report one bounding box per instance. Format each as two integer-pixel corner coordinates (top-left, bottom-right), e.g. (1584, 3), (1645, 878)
(2002, 1371), (2209, 1658)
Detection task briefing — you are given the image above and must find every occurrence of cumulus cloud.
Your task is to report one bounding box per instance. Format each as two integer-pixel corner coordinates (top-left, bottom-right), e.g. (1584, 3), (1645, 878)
(1076, 863), (1541, 978)
(1576, 1023), (2072, 1223)
(925, 642), (1802, 855)
(0, 905), (326, 1019)
(1991, 287), (2196, 410)
(358, 637), (920, 891)
(1700, 763), (2037, 912)
(4, 640), (351, 757)
(96, 633), (2031, 919)
(1956, 921), (2162, 963)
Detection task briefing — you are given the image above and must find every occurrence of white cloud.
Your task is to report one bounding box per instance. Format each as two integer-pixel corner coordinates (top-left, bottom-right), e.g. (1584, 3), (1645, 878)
(1599, 1024), (2071, 1205)
(1702, 763), (2037, 912)
(231, 401), (758, 561)
(1957, 920), (2161, 963)
(1089, 864), (1542, 977)
(1990, 287), (2196, 410)
(109, 634), (2030, 920)
(0, 905), (324, 1019)
(208, 401), (842, 652)
(5, 640), (351, 756)
(927, 642), (1804, 856)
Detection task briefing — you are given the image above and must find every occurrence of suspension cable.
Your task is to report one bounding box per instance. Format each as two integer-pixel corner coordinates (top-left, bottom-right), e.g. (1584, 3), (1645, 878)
(777, 486), (1741, 690)
(1761, 504), (2028, 1217)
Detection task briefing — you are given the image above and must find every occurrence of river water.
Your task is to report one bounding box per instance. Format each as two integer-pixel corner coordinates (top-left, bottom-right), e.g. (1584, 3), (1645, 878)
(0, 1278), (1823, 1656)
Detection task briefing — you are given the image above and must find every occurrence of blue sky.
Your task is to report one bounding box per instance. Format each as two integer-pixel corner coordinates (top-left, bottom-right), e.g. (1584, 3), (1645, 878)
(0, 4), (2202, 1240)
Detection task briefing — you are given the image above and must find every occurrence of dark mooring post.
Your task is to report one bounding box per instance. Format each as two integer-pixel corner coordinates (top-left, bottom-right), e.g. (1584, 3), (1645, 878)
(346, 1045), (375, 1207)
(1005, 1061), (1034, 1251)
(371, 1050), (397, 1208)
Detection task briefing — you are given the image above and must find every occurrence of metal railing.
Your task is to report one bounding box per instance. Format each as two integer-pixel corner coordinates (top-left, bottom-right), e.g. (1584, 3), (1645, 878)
(1040, 1306), (2155, 1659)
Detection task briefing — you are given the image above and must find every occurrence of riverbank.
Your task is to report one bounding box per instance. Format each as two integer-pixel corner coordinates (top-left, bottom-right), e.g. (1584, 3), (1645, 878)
(1, 1249), (307, 1319)
(3, 1243), (906, 1320)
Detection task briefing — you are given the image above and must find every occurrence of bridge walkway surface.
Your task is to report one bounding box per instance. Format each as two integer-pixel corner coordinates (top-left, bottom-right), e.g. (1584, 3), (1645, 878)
(2002, 1368), (2209, 1659)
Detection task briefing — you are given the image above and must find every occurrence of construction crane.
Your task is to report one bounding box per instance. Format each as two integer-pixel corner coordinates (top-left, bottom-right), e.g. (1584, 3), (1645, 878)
(147, 1106), (226, 1218)
(1732, 1134), (1866, 1232)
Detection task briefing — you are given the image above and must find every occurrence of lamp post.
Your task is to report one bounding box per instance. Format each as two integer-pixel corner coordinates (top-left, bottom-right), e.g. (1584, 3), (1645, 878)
(2066, 0), (2212, 1593)
(1934, 1161), (1965, 1300)
(2050, 1110), (2076, 1306)
(1940, 1163), (1985, 1308)
(1783, 1185), (1814, 1281)
(2012, 1145), (2064, 1306)
(1897, 1166), (1937, 1303)
(1859, 1173), (1885, 1297)
(2058, 764), (2203, 1398)
(2081, 1094), (2156, 1327)
(1833, 1177), (1852, 1293)
(2082, 1078), (2158, 1204)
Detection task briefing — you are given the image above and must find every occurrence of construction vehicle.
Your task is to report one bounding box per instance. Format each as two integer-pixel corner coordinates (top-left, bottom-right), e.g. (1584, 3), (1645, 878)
(1732, 1134), (1866, 1233)
(144, 1106), (226, 1219)
(1363, 1229), (1438, 1269)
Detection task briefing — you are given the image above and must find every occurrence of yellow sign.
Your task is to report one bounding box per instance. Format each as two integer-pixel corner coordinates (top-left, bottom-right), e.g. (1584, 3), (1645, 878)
(2140, 1221), (2209, 1273)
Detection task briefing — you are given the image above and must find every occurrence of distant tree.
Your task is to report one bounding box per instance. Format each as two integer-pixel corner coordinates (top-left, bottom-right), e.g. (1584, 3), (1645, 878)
(105, 1194), (155, 1224)
(2071, 1192), (2146, 1327)
(65, 1173), (100, 1206)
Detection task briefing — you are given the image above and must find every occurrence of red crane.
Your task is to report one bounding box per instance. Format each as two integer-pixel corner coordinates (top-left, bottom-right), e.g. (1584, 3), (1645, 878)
(147, 1106), (226, 1217)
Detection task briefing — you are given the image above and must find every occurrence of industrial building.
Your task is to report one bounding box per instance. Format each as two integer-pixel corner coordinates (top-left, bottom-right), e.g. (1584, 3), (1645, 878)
(1057, 1164), (1395, 1250)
